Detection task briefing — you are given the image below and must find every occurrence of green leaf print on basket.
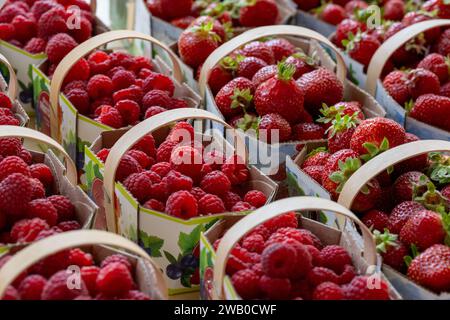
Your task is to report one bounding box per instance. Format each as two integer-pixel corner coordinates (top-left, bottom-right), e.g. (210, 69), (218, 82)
(139, 231), (164, 257)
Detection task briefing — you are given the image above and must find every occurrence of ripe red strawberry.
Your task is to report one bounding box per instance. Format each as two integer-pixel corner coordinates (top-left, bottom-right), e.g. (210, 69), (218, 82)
(442, 184), (450, 199)
(254, 62), (305, 123)
(326, 113), (358, 153)
(407, 244), (450, 292)
(361, 210), (389, 232)
(395, 133), (428, 174)
(408, 94), (450, 132)
(417, 53), (450, 84)
(303, 165), (324, 183)
(383, 70), (411, 106)
(237, 56), (268, 80)
(284, 53), (316, 79)
(292, 123), (325, 141)
(158, 0), (193, 20)
(388, 201), (425, 234)
(383, 0), (405, 21)
(239, 0), (278, 27)
(240, 41), (275, 65)
(441, 81), (450, 98)
(215, 77), (254, 118)
(265, 38), (296, 62)
(294, 0), (321, 11)
(252, 65), (277, 88)
(297, 67), (344, 116)
(393, 171), (429, 203)
(374, 229), (408, 272)
(435, 29), (450, 57)
(207, 65), (233, 95)
(407, 68), (441, 100)
(334, 19), (366, 49)
(343, 32), (381, 68)
(400, 210), (445, 251)
(258, 113), (292, 143)
(301, 149), (330, 168)
(319, 3), (347, 25)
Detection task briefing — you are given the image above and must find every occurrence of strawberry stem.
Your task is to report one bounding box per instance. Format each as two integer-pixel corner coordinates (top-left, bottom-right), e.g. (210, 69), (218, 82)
(276, 62), (296, 82)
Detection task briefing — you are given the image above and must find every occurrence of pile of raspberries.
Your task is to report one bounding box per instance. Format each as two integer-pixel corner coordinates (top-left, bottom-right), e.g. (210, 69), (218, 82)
(0, 137), (82, 245)
(1, 252), (152, 300)
(96, 121), (268, 219)
(0, 92), (20, 126)
(215, 212), (390, 300)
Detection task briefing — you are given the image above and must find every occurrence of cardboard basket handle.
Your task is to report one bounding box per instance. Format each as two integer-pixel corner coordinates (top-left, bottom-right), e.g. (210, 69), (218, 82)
(0, 126), (77, 185)
(0, 52), (17, 99)
(366, 19), (450, 95)
(213, 197), (377, 299)
(338, 140), (450, 209)
(103, 108), (248, 233)
(49, 30), (183, 140)
(198, 25), (347, 97)
(0, 230), (168, 299)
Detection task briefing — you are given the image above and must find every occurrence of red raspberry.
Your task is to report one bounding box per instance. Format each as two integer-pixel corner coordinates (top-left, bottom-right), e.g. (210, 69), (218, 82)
(37, 7), (68, 39)
(69, 248), (94, 267)
(122, 290), (151, 300)
(143, 73), (175, 96)
(166, 122), (195, 143)
(57, 220), (81, 231)
(247, 224), (271, 240)
(243, 190), (267, 208)
(0, 156), (31, 181)
(35, 227), (62, 241)
(170, 98), (189, 110)
(123, 172), (153, 203)
(222, 155), (250, 185)
(126, 150), (153, 169)
(88, 50), (112, 75)
(0, 173), (33, 216)
(138, 67), (153, 79)
(96, 148), (110, 163)
(18, 148), (32, 165)
(66, 88), (90, 115)
(320, 245), (352, 274)
(115, 100), (140, 125)
(156, 140), (179, 163)
(96, 108), (124, 129)
(47, 195), (75, 222)
(112, 70), (136, 91)
(231, 268), (261, 299)
(0, 115), (19, 126)
(0, 23), (15, 41)
(143, 170), (162, 184)
(96, 262), (134, 298)
(221, 191), (241, 211)
(64, 58), (90, 84)
(26, 199), (58, 226)
(30, 178), (46, 200)
(11, 14), (36, 42)
(343, 276), (390, 300)
(132, 55), (153, 71)
(299, 229), (323, 249)
(10, 218), (50, 243)
(305, 244), (322, 265)
(259, 275), (291, 300)
(110, 51), (135, 69)
(31, 248), (70, 277)
(0, 137), (21, 157)
(339, 264), (356, 285)
(313, 282), (344, 300)
(165, 170), (193, 193)
(200, 170), (231, 196)
(116, 155), (142, 182)
(100, 254), (133, 272)
(166, 190), (198, 219)
(242, 234), (265, 254)
(198, 194), (225, 215)
(87, 74), (113, 99)
(113, 85), (143, 104)
(81, 266), (100, 296)
(268, 227), (314, 247)
(142, 90), (172, 111)
(18, 275), (47, 300)
(69, 17), (92, 43)
(151, 162), (171, 178)
(132, 134), (156, 158)
(307, 266), (340, 286)
(30, 163), (54, 188)
(231, 201), (255, 212)
(64, 80), (86, 94)
(170, 145), (203, 180)
(144, 106), (167, 119)
(0, 93), (12, 109)
(149, 180), (169, 202)
(42, 270), (88, 300)
(23, 37), (47, 54)
(261, 243), (298, 278)
(190, 187), (206, 201)
(1, 286), (19, 300)
(46, 33), (77, 64)
(263, 212), (298, 233)
(32, 1), (63, 20)
(143, 199), (165, 212)
(107, 66), (126, 78)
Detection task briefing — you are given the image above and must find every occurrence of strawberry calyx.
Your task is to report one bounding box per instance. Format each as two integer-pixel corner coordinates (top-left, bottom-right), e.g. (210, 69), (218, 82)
(427, 152), (450, 185)
(329, 157), (363, 193)
(342, 31), (363, 53)
(311, 0), (330, 16)
(220, 55), (245, 73)
(374, 229), (400, 253)
(404, 99), (414, 113)
(291, 51), (318, 67)
(404, 244), (420, 267)
(230, 88), (253, 112)
(317, 103), (346, 124)
(276, 62), (296, 82)
(361, 137), (391, 163)
(235, 113), (259, 132)
(404, 33), (427, 55)
(326, 112), (359, 138)
(306, 146), (328, 159)
(190, 21), (222, 44)
(413, 178), (449, 212)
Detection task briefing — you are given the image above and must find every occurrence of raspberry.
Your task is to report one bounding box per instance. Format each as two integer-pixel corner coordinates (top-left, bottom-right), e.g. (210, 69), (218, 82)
(307, 266), (340, 286)
(143, 170), (162, 184)
(0, 115), (19, 126)
(88, 50), (112, 75)
(0, 156), (31, 181)
(115, 100), (140, 125)
(24, 37), (46, 53)
(343, 276), (390, 300)
(32, 1), (63, 20)
(96, 148), (110, 163)
(110, 51), (135, 69)
(167, 122), (195, 143)
(112, 70), (136, 91)
(46, 33), (77, 64)
(305, 244), (322, 265)
(0, 137), (21, 157)
(46, 195), (75, 222)
(298, 229), (323, 249)
(1, 286), (19, 300)
(69, 248), (94, 267)
(198, 194), (225, 215)
(132, 56), (153, 71)
(107, 66), (126, 78)
(69, 17), (92, 43)
(132, 134), (156, 158)
(87, 74), (113, 99)
(221, 191), (241, 211)
(81, 266), (100, 296)
(64, 58), (91, 84)
(100, 254), (133, 272)
(0, 4), (27, 23)
(42, 270), (88, 300)
(123, 172), (153, 203)
(64, 80), (86, 94)
(12, 14), (37, 42)
(143, 73), (175, 96)
(165, 190), (198, 219)
(248, 224), (271, 240)
(30, 178), (46, 200)
(0, 173), (33, 216)
(263, 212), (298, 233)
(0, 93), (12, 109)
(56, 221), (80, 233)
(231, 201), (255, 212)
(30, 163), (54, 188)
(142, 90), (172, 111)
(113, 85), (143, 104)
(144, 106), (167, 119)
(339, 264), (356, 285)
(200, 171), (231, 196)
(26, 199), (58, 226)
(320, 245), (352, 274)
(18, 148), (32, 165)
(126, 150), (153, 169)
(116, 155), (142, 182)
(122, 290), (151, 300)
(259, 275), (291, 300)
(261, 243), (298, 278)
(231, 268), (261, 299)
(96, 107), (124, 129)
(0, 23), (14, 41)
(35, 227), (61, 241)
(242, 234), (265, 254)
(170, 145), (203, 179)
(18, 275), (47, 300)
(313, 282), (344, 300)
(156, 140), (179, 163)
(151, 162), (171, 177)
(204, 150), (225, 169)
(143, 199), (165, 212)
(66, 88), (90, 115)
(165, 170), (193, 193)
(190, 187), (206, 201)
(10, 218), (50, 243)
(243, 190), (267, 208)
(149, 180), (169, 202)
(267, 228), (314, 246)
(138, 68), (153, 79)
(222, 155), (250, 185)
(96, 262), (133, 298)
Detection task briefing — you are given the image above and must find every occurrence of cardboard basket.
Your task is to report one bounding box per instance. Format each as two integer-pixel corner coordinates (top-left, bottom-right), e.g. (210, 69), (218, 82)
(0, 126), (97, 250)
(200, 197), (401, 300)
(198, 25), (385, 176)
(365, 19), (450, 140)
(338, 139), (450, 300)
(44, 30), (200, 170)
(93, 108), (277, 295)
(0, 53), (29, 127)
(0, 230), (168, 300)
(0, 0), (105, 114)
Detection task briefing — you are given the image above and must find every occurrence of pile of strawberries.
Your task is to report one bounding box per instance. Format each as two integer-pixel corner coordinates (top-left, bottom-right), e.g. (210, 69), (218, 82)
(96, 121), (268, 219)
(1, 251), (152, 300)
(214, 212), (391, 300)
(61, 49), (191, 128)
(0, 138), (82, 245)
(0, 92), (20, 126)
(0, 0), (94, 55)
(148, 0), (280, 30)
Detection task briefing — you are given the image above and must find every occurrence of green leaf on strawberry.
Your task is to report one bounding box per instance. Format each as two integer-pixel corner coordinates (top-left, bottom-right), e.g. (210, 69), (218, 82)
(374, 229), (400, 254)
(329, 157), (363, 193)
(360, 137), (390, 162)
(404, 244), (420, 267)
(414, 179), (449, 213)
(326, 112), (359, 138)
(230, 88), (253, 112)
(306, 146), (328, 159)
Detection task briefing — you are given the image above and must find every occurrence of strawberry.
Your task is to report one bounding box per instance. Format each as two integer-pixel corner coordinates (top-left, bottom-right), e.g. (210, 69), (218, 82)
(395, 133), (428, 174)
(297, 67), (344, 116)
(383, 0), (405, 21)
(284, 53), (316, 79)
(318, 102), (365, 128)
(240, 41), (275, 65)
(402, 12), (441, 43)
(400, 210), (445, 251)
(215, 77), (254, 118)
(343, 32), (381, 68)
(238, 0), (279, 27)
(301, 148), (330, 169)
(171, 16), (196, 29)
(407, 68), (441, 100)
(344, 0), (368, 14)
(207, 64), (233, 95)
(408, 94), (450, 132)
(417, 53), (450, 84)
(292, 123), (325, 141)
(374, 229), (409, 272)
(265, 38), (296, 62)
(361, 210), (389, 232)
(254, 62), (306, 124)
(393, 171), (429, 204)
(440, 81), (450, 98)
(318, 3), (347, 25)
(407, 244), (450, 292)
(435, 29), (450, 57)
(237, 57), (268, 80)
(294, 0), (321, 11)
(423, 0), (450, 18)
(190, 16), (227, 43)
(159, 0), (193, 20)
(388, 201), (425, 234)
(443, 185), (450, 199)
(334, 19), (366, 49)
(383, 70), (411, 105)
(303, 166), (324, 183)
(258, 113), (292, 143)
(326, 113), (359, 153)
(252, 65), (277, 88)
